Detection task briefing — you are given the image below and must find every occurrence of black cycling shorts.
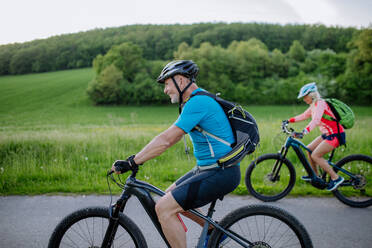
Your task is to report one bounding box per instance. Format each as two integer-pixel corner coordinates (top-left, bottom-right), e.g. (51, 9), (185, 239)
(171, 165), (240, 211)
(321, 132), (346, 146)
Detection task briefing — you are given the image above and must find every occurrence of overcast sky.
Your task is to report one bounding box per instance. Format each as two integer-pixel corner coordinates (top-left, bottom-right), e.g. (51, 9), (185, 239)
(1, 0), (371, 45)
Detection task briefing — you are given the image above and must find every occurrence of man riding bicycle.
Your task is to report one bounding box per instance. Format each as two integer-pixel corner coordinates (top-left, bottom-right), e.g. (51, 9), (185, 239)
(111, 60), (240, 248)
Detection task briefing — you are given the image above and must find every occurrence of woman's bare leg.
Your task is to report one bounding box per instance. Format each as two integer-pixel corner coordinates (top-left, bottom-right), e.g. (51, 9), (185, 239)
(311, 140), (339, 180)
(306, 136), (323, 176)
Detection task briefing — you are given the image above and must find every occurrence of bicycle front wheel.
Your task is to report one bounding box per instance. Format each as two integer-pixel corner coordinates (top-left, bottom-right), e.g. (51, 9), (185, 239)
(333, 154), (372, 208)
(245, 153), (296, 201)
(208, 204), (313, 248)
(48, 206), (147, 248)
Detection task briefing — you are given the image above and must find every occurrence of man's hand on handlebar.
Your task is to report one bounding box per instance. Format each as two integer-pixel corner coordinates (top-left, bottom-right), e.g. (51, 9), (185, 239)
(111, 155), (139, 174)
(112, 160), (131, 174)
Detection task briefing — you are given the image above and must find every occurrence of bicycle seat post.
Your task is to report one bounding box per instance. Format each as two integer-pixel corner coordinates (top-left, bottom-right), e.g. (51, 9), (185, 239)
(328, 149), (335, 163)
(207, 199), (217, 217)
(196, 200), (217, 248)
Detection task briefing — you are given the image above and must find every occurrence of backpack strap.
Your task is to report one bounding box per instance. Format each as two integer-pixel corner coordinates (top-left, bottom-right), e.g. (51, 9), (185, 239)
(323, 101), (345, 147)
(188, 91), (232, 147)
(190, 90), (217, 100)
(194, 126), (232, 147)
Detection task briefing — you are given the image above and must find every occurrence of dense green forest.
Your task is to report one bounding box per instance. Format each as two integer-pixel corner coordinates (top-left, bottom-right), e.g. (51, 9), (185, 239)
(87, 28), (371, 105)
(0, 23), (356, 75)
(1, 23), (371, 105)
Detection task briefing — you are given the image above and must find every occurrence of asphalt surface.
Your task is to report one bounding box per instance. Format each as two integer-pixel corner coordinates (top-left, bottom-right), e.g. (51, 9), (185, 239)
(0, 195), (371, 248)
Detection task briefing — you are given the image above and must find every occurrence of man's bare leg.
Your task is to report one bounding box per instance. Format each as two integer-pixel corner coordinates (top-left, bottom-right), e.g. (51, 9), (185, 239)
(155, 192), (186, 248)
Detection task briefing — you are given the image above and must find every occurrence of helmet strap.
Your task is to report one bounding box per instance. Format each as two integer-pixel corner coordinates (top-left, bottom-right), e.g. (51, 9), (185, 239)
(171, 76), (193, 114)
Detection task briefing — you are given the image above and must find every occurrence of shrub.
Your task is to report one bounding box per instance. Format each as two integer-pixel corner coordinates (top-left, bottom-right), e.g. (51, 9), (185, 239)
(87, 65), (126, 104)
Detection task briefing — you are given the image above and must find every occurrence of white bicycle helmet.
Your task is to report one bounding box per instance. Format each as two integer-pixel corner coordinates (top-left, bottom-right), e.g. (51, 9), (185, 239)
(297, 82), (317, 99)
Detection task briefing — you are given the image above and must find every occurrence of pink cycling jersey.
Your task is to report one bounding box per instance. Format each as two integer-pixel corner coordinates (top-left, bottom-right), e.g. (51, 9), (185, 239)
(289, 99), (344, 136)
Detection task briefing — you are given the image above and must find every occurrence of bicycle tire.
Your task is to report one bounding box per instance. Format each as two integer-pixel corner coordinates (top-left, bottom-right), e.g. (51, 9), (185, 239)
(48, 206), (147, 248)
(332, 154), (372, 208)
(245, 153), (296, 202)
(208, 204), (313, 248)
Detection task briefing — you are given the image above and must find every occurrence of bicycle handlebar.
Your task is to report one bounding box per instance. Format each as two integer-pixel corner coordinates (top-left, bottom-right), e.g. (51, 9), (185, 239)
(281, 121), (304, 139)
(281, 121), (294, 135)
(107, 164), (140, 189)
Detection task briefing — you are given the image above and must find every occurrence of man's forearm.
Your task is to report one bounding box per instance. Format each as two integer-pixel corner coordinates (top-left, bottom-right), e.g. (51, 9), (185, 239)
(133, 125), (184, 165)
(135, 133), (171, 164)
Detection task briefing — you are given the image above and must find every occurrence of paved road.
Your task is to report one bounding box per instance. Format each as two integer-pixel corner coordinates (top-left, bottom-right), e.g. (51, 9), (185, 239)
(0, 195), (371, 248)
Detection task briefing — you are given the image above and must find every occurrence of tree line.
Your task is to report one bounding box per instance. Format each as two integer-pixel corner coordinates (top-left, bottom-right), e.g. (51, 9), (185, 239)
(87, 28), (372, 105)
(0, 23), (357, 75)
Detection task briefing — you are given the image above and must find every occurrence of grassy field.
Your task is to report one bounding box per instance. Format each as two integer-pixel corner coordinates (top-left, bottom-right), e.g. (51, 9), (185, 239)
(0, 68), (371, 196)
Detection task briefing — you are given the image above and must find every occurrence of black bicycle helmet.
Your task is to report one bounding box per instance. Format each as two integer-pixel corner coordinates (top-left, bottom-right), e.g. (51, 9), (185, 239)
(157, 60), (199, 84)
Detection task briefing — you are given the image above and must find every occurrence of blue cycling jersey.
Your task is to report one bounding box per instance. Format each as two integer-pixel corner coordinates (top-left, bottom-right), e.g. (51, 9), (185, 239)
(174, 88), (235, 166)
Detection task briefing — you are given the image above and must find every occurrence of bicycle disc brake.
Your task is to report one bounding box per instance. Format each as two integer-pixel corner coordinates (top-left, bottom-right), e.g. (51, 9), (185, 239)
(353, 175), (367, 190)
(251, 241), (271, 248)
(266, 172), (280, 182)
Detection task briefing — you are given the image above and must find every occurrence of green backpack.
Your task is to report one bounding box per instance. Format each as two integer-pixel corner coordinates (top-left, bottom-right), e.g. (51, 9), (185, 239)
(323, 98), (355, 129)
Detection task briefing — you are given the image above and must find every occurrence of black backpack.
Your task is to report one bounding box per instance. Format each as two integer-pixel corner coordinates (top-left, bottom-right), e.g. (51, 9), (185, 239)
(189, 91), (260, 167)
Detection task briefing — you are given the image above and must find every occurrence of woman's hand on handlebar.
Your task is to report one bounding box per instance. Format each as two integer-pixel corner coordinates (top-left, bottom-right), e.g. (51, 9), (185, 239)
(292, 131), (304, 139)
(282, 120), (289, 125)
(281, 120), (292, 134)
(282, 120), (304, 138)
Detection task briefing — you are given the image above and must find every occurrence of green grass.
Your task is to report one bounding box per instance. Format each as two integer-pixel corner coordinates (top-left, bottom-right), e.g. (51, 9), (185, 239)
(1, 68), (371, 196)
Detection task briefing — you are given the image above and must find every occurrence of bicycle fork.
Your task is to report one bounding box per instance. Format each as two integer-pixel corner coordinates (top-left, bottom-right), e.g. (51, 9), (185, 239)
(270, 147), (289, 181)
(101, 191), (131, 247)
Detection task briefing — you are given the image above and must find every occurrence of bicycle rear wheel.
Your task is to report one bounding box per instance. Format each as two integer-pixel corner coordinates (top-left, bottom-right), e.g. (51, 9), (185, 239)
(245, 153), (296, 201)
(208, 204), (313, 248)
(333, 154), (372, 208)
(48, 206), (147, 248)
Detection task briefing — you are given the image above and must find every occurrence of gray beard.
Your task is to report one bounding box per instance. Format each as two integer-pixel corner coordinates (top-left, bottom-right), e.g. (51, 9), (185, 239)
(171, 95), (179, 104)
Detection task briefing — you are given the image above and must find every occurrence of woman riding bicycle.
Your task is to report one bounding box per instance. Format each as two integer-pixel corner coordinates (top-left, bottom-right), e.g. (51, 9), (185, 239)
(287, 82), (345, 191)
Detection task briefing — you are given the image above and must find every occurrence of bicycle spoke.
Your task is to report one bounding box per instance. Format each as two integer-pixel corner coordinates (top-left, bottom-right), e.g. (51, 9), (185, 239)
(222, 214), (303, 248)
(61, 236), (80, 248)
(58, 216), (111, 247)
(74, 222), (92, 244)
(273, 223), (291, 245)
(243, 215), (253, 242)
(263, 215), (275, 243)
(335, 156), (372, 207)
(113, 230), (134, 247)
(84, 218), (93, 245)
(279, 232), (301, 248)
(92, 217), (95, 245)
(267, 219), (283, 244)
(246, 154), (295, 202)
(254, 216), (260, 241)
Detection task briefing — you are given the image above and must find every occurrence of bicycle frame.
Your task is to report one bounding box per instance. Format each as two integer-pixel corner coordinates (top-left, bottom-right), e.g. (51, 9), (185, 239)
(103, 172), (252, 248)
(278, 136), (356, 180)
